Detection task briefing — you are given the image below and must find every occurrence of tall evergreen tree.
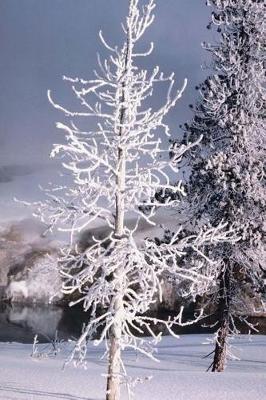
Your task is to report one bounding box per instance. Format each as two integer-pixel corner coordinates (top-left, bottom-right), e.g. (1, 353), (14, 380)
(177, 0), (265, 372)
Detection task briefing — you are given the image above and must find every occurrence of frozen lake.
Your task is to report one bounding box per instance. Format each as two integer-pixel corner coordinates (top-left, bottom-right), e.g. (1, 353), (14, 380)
(0, 303), (265, 344)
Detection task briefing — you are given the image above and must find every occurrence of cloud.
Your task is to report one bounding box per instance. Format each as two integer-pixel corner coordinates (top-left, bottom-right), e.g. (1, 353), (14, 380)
(0, 165), (35, 183)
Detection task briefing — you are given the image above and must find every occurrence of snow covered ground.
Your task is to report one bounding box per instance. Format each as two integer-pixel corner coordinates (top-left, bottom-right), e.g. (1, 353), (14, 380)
(0, 334), (265, 400)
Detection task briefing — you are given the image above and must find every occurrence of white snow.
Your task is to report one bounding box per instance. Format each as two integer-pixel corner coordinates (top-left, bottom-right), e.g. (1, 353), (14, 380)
(0, 334), (265, 400)
(6, 254), (62, 304)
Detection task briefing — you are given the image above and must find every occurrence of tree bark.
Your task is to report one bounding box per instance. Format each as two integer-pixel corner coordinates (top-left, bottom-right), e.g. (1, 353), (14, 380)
(106, 2), (133, 399)
(106, 297), (123, 400)
(212, 263), (231, 372)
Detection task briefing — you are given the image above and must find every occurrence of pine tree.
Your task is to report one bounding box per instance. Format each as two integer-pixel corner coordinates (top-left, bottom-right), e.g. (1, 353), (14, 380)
(177, 0), (265, 372)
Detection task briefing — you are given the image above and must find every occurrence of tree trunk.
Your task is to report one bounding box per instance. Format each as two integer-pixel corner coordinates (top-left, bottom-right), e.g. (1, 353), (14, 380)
(106, 2), (133, 398)
(212, 263), (231, 372)
(106, 339), (120, 400)
(106, 296), (123, 400)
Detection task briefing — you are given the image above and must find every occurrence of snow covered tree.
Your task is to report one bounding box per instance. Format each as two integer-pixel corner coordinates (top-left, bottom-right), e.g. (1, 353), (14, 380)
(176, 0), (266, 372)
(31, 1), (237, 398)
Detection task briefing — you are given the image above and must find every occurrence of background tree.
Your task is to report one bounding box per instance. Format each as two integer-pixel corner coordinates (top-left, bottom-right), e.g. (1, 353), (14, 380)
(175, 0), (265, 372)
(33, 1), (233, 398)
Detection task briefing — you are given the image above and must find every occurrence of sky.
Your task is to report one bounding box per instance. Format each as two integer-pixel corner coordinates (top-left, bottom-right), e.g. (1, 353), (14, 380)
(0, 0), (214, 223)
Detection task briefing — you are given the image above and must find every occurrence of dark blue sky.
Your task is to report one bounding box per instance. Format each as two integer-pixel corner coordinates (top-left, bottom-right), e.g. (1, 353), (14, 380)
(0, 0), (213, 221)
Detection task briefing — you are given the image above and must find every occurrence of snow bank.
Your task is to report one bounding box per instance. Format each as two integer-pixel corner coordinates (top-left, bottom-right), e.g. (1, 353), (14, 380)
(0, 334), (265, 400)
(0, 218), (62, 304)
(7, 254), (62, 303)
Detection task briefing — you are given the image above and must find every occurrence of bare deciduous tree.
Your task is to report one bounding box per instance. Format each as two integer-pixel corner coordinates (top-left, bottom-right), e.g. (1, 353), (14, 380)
(33, 0), (238, 398)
